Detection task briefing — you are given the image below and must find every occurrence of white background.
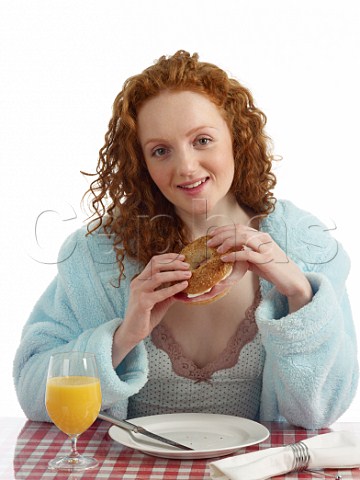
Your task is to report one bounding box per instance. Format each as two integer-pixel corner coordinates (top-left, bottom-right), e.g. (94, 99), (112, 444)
(1, 0), (359, 421)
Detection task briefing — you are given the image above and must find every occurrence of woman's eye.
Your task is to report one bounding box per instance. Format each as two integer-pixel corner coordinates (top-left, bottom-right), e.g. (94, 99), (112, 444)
(152, 147), (168, 157)
(196, 137), (211, 146)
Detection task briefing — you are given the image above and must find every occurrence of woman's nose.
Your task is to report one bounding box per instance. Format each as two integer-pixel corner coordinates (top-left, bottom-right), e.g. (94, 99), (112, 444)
(176, 149), (198, 176)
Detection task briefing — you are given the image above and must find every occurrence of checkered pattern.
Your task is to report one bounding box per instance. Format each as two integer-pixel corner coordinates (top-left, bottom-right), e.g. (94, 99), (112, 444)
(1, 418), (359, 479)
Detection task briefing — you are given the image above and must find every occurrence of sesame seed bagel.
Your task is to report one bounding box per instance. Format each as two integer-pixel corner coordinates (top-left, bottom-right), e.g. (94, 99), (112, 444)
(179, 235), (233, 304)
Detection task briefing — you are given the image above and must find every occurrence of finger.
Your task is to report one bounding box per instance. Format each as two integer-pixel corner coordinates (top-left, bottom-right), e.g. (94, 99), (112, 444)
(138, 255), (189, 280)
(153, 258), (190, 272)
(220, 248), (273, 265)
(154, 252), (185, 263)
(207, 230), (242, 251)
(208, 228), (261, 252)
(218, 231), (272, 254)
(244, 232), (273, 252)
(134, 280), (189, 312)
(151, 280), (189, 304)
(136, 269), (192, 288)
(220, 260), (249, 284)
(209, 224), (258, 235)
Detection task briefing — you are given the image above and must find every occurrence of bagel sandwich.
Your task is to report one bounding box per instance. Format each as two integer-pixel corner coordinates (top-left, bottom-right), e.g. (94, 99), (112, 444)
(175, 235), (234, 305)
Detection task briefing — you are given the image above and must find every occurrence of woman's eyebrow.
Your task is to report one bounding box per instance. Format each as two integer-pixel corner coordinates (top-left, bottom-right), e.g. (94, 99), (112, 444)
(185, 125), (218, 136)
(143, 126), (218, 147)
(143, 137), (165, 148)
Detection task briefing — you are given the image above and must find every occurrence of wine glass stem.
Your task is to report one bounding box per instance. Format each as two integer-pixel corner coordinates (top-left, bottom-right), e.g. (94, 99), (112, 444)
(69, 435), (80, 460)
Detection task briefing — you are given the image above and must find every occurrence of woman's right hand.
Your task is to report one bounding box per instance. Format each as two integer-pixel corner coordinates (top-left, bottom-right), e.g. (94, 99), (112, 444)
(112, 253), (191, 367)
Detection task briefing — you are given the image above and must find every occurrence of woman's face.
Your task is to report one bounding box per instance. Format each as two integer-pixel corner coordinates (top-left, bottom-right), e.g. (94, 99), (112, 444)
(137, 90), (235, 221)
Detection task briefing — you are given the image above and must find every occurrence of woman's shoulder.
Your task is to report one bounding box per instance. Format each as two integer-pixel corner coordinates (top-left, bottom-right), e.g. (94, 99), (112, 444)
(262, 199), (347, 270)
(57, 225), (116, 266)
(57, 224), (140, 280)
(259, 199), (312, 249)
(263, 199), (322, 224)
(262, 199), (333, 235)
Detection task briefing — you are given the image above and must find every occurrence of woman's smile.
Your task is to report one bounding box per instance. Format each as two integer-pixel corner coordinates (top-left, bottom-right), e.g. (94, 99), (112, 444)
(177, 176), (209, 194)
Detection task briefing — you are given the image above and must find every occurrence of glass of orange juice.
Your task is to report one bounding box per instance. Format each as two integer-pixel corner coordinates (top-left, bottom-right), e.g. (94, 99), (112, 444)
(45, 351), (102, 471)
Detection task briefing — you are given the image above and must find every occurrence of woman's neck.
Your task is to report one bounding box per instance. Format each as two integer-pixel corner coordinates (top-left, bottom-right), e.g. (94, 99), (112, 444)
(176, 194), (255, 240)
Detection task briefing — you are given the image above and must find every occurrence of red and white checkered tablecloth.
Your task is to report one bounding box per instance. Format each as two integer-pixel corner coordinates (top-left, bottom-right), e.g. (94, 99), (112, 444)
(1, 418), (359, 479)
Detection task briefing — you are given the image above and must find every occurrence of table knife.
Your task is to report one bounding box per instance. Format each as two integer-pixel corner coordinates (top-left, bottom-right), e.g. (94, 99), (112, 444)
(98, 411), (194, 451)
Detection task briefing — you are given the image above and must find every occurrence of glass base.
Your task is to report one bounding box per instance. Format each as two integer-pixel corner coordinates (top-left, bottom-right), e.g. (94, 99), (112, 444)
(48, 454), (98, 471)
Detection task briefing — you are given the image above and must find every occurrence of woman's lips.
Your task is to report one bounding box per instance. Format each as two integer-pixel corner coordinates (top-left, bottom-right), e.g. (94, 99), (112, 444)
(177, 177), (209, 195)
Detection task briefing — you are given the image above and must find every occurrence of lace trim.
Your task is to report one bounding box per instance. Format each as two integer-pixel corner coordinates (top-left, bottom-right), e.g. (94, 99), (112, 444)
(151, 289), (261, 382)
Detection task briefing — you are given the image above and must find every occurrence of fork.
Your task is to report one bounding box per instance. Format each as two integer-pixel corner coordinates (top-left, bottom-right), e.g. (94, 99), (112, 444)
(305, 469), (342, 479)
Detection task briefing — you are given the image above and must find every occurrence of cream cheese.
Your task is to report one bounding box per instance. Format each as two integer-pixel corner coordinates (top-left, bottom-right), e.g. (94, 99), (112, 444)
(186, 267), (233, 298)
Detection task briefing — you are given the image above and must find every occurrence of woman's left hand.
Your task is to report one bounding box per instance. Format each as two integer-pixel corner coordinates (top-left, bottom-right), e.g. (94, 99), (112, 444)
(207, 225), (313, 313)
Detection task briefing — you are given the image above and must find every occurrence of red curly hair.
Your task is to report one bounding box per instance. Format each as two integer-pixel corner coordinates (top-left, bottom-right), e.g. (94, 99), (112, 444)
(83, 50), (277, 280)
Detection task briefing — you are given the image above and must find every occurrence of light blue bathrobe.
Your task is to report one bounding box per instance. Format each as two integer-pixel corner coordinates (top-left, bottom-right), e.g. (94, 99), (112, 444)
(13, 200), (358, 428)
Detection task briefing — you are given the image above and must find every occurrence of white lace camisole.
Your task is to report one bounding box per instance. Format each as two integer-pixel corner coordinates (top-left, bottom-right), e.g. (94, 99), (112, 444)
(128, 291), (265, 419)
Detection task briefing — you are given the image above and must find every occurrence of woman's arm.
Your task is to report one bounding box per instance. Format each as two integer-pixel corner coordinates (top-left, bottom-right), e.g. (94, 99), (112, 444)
(209, 200), (358, 428)
(13, 228), (149, 421)
(257, 270), (357, 428)
(112, 253), (191, 368)
(256, 202), (358, 428)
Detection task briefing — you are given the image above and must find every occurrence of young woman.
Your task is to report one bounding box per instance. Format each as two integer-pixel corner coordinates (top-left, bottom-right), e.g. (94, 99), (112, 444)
(14, 51), (358, 428)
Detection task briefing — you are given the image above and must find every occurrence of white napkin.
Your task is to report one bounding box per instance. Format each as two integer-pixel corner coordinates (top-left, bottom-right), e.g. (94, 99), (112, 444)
(209, 431), (360, 480)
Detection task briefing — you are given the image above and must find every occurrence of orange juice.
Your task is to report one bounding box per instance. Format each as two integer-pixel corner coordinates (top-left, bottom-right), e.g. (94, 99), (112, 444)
(46, 376), (101, 435)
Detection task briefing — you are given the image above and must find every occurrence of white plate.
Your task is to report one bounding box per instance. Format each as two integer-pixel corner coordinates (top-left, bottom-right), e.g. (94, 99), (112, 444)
(108, 413), (269, 459)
